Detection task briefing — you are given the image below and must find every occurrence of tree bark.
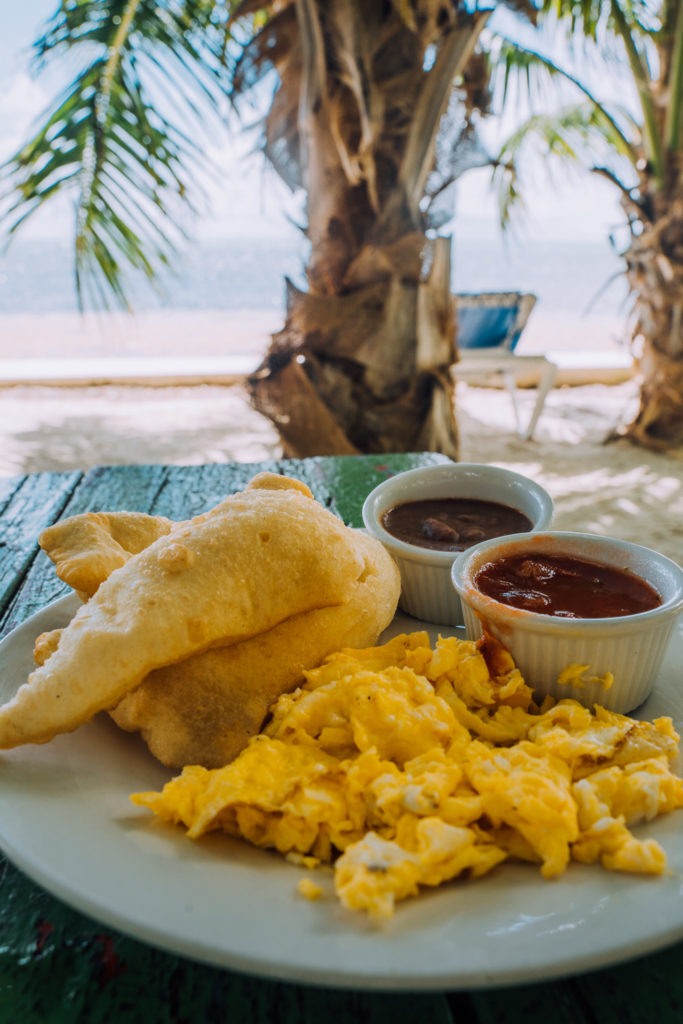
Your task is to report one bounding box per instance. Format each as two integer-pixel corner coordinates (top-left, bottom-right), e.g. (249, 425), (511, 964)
(619, 194), (683, 447)
(249, 237), (459, 458)
(246, 4), (491, 459)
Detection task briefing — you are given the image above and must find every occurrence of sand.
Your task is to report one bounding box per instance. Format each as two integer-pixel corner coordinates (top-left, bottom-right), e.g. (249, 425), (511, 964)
(0, 375), (680, 563)
(0, 308), (626, 359)
(0, 308), (681, 564)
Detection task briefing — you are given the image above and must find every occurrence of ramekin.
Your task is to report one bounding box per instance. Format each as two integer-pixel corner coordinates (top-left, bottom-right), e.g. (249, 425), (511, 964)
(361, 463), (554, 626)
(451, 531), (683, 713)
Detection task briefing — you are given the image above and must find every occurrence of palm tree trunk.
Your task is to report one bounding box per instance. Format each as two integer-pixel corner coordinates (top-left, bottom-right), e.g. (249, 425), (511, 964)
(249, 235), (458, 457)
(246, 4), (490, 459)
(620, 194), (683, 448)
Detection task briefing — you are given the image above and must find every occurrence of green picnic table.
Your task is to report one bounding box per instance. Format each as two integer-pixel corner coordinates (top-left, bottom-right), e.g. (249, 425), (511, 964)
(0, 454), (681, 1024)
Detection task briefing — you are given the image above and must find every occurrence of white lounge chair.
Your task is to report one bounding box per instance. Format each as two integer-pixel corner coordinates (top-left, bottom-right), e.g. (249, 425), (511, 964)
(451, 292), (557, 440)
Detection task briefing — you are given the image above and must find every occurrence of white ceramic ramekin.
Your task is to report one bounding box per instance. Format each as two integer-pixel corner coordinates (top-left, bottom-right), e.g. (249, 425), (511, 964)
(361, 463), (554, 626)
(451, 531), (683, 714)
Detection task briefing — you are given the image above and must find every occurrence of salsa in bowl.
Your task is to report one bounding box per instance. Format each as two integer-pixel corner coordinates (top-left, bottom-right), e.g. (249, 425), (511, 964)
(451, 531), (683, 714)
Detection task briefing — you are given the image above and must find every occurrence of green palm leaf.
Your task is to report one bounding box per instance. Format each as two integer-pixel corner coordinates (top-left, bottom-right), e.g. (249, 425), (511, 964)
(487, 27), (643, 228)
(534, 1), (665, 179)
(2, 0), (231, 309)
(491, 36), (638, 154)
(492, 101), (638, 228)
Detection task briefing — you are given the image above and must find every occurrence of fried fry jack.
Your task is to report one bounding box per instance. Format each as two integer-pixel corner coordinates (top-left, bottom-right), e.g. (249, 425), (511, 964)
(0, 479), (380, 749)
(31, 476), (401, 767)
(111, 529), (400, 768)
(39, 511), (174, 598)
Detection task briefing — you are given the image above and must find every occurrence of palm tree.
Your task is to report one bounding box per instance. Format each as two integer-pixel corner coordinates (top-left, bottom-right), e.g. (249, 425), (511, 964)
(4, 0), (534, 459)
(490, 0), (683, 449)
(240, 1), (493, 457)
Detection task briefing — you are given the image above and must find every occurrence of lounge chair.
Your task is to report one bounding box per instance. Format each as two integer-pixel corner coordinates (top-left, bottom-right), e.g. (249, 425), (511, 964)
(451, 291), (557, 440)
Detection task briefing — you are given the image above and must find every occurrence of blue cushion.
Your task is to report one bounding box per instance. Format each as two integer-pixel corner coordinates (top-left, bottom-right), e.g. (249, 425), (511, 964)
(456, 305), (521, 351)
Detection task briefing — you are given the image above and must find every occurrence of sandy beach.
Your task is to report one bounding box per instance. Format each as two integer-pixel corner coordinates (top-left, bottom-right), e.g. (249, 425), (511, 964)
(0, 307), (627, 358)
(0, 308), (681, 564)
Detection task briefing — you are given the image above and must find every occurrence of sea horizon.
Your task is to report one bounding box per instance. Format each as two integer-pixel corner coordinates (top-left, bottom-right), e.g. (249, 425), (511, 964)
(0, 230), (633, 360)
(0, 230), (630, 315)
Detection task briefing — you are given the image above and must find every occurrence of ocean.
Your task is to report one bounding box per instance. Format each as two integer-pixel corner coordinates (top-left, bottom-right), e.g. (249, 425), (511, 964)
(0, 232), (630, 318)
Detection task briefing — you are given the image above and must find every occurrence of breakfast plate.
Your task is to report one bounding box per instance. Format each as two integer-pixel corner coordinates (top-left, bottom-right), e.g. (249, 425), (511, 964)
(0, 593), (682, 991)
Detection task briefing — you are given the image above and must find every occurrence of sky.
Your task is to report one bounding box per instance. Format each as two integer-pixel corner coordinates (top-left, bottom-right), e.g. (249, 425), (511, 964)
(0, 1), (626, 246)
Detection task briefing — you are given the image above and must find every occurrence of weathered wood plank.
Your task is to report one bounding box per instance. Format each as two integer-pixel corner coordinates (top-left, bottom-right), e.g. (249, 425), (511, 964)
(573, 945), (683, 1023)
(464, 979), (604, 1024)
(0, 473), (25, 517)
(0, 471), (81, 631)
(462, 941), (683, 1024)
(67, 463), (172, 516)
(0, 466), (176, 637)
(153, 460), (281, 519)
(154, 453), (452, 525)
(298, 452), (452, 525)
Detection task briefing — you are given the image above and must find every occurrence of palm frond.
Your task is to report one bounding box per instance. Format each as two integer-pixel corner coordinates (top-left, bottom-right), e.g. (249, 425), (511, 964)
(2, 0), (231, 309)
(539, 0), (659, 41)
(504, 2), (669, 186)
(423, 86), (492, 231)
(607, 0), (664, 181)
(231, 8), (297, 97)
(399, 10), (491, 220)
(492, 101), (638, 227)
(664, 0), (683, 151)
(491, 160), (526, 235)
(491, 36), (639, 162)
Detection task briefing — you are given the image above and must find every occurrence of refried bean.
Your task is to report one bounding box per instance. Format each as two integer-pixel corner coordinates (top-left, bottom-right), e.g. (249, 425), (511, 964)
(381, 499), (533, 552)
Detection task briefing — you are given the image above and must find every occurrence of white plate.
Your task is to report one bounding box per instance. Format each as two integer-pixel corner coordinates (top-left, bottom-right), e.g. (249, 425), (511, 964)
(0, 594), (682, 991)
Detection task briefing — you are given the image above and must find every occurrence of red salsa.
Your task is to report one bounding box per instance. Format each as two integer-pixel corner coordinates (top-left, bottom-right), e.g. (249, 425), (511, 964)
(474, 553), (662, 618)
(381, 498), (533, 552)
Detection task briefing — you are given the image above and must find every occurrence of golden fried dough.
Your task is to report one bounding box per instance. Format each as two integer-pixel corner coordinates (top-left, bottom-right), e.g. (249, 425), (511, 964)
(32, 476), (318, 668)
(39, 511), (174, 598)
(0, 483), (367, 749)
(111, 530), (400, 768)
(38, 475), (312, 602)
(33, 629), (62, 667)
(244, 472), (314, 498)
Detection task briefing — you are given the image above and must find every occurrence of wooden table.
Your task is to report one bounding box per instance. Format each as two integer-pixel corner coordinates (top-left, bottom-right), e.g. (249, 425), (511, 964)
(0, 454), (681, 1023)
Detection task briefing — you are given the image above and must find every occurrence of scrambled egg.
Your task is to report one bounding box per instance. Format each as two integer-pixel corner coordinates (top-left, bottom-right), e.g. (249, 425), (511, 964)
(557, 663), (615, 691)
(132, 632), (683, 919)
